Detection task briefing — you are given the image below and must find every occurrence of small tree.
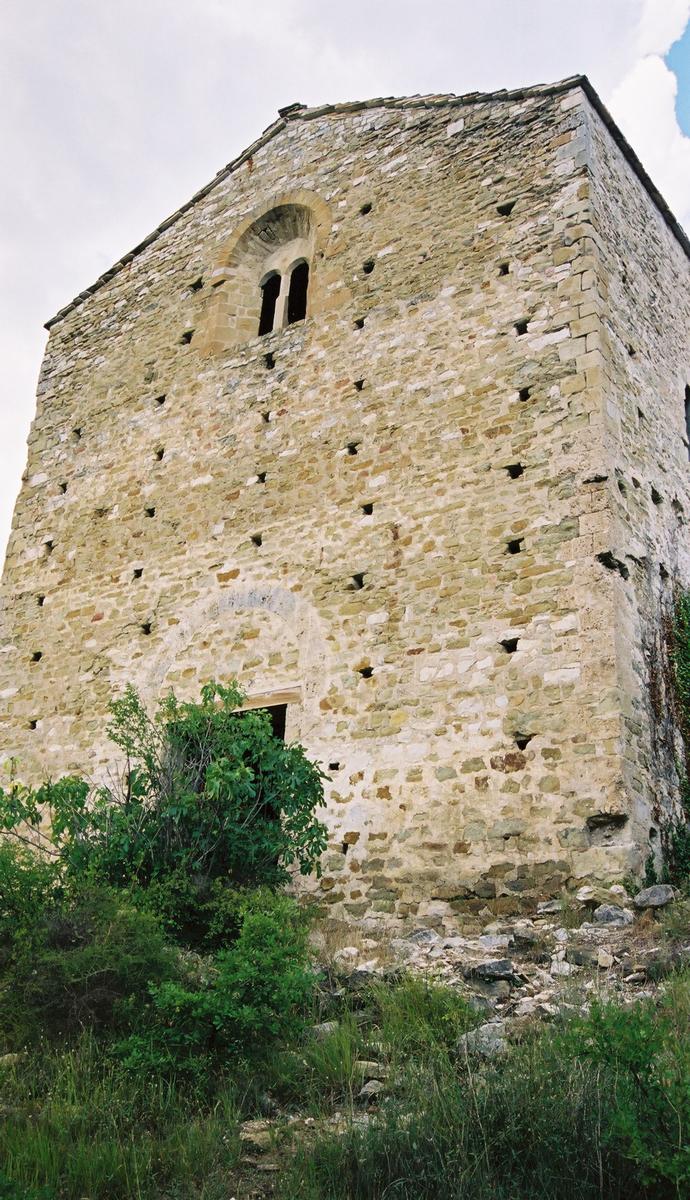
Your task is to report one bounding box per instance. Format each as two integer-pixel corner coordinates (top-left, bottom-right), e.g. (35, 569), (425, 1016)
(0, 681), (328, 943)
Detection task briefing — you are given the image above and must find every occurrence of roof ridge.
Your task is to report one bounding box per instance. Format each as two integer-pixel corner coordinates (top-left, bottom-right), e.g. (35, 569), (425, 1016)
(44, 74), (689, 329)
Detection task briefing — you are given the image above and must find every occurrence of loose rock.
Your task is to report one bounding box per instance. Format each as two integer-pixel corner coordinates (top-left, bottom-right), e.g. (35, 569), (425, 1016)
(633, 884), (675, 909)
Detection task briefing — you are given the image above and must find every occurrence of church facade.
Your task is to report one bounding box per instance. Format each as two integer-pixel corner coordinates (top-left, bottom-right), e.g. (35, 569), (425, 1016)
(2, 75), (690, 921)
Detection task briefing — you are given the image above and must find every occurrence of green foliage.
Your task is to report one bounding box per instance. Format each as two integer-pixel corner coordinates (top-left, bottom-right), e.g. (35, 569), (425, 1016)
(0, 1034), (240, 1199)
(0, 681), (328, 945)
(280, 1028), (633, 1200)
(119, 890), (313, 1074)
(668, 593), (690, 887)
(0, 842), (59, 960)
(0, 883), (176, 1044)
(563, 981), (690, 1194)
(367, 975), (475, 1056)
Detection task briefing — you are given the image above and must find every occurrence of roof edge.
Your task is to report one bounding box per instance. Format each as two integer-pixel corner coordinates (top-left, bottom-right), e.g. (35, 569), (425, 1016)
(44, 74), (689, 330)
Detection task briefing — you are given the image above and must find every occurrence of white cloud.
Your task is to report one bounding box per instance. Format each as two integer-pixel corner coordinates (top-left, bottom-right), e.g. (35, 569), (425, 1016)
(636, 0), (690, 54)
(609, 3), (690, 232)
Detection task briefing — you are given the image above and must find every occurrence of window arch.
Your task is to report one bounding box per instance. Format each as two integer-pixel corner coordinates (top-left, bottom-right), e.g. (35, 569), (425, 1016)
(198, 192), (335, 354)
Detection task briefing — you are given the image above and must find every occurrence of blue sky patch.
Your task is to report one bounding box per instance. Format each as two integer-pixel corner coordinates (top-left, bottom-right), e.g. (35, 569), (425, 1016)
(666, 22), (690, 136)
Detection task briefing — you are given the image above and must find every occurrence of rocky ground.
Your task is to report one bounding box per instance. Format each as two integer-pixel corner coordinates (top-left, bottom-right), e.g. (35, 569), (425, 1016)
(232, 882), (688, 1195)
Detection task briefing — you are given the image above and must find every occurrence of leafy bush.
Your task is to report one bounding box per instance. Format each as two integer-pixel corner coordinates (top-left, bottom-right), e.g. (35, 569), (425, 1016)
(119, 890), (313, 1074)
(563, 980), (690, 1194)
(0, 682), (328, 945)
(0, 883), (176, 1044)
(0, 841), (59, 963)
(668, 593), (690, 887)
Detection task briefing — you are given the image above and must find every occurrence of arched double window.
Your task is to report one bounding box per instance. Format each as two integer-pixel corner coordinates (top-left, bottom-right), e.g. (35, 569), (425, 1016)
(258, 258), (310, 337)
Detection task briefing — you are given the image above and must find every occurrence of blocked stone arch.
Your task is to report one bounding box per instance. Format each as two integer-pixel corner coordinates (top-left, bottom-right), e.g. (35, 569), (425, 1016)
(128, 585), (331, 742)
(198, 190), (334, 354)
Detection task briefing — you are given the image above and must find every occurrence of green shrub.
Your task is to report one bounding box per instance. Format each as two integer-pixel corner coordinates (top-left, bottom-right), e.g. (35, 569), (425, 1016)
(119, 890), (313, 1074)
(0, 842), (59, 964)
(0, 885), (176, 1044)
(563, 979), (690, 1194)
(0, 682), (328, 947)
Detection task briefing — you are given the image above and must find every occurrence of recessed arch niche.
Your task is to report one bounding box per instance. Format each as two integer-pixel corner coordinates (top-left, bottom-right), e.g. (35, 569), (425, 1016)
(198, 190), (333, 354)
(109, 585), (331, 745)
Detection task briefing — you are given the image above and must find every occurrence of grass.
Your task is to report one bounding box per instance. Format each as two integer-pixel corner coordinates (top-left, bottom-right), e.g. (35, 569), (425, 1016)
(3, 966), (690, 1200)
(277, 972), (690, 1200)
(0, 1034), (241, 1200)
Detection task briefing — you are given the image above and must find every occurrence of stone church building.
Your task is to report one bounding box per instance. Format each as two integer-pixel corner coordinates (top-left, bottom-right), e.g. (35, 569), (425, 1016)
(2, 75), (690, 921)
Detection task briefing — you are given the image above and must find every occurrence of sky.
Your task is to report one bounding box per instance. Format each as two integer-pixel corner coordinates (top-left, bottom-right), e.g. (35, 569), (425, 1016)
(1, 0), (689, 565)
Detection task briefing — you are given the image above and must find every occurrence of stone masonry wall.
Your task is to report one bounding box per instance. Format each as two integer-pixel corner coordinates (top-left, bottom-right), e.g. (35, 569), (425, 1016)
(1, 79), (686, 924)
(585, 96), (690, 870)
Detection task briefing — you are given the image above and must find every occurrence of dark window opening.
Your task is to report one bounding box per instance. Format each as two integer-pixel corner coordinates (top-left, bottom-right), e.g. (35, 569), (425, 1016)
(515, 320), (528, 336)
(261, 410), (271, 423)
(44, 540), (54, 556)
(145, 507), (156, 518)
(354, 317), (365, 330)
(180, 329), (194, 345)
(190, 277), (204, 292)
(37, 594), (45, 607)
(506, 538), (524, 554)
(133, 567), (143, 579)
(287, 261), (309, 325)
(259, 273), (281, 336)
(342, 841), (349, 855)
(360, 202), (372, 215)
(329, 761), (341, 771)
(257, 471), (267, 484)
(72, 427), (82, 441)
(155, 394), (166, 407)
(59, 481), (67, 494)
(518, 386), (531, 401)
(264, 352), (276, 369)
(361, 502), (374, 515)
(155, 447), (165, 461)
(354, 379), (365, 391)
(497, 200), (516, 216)
(500, 638), (519, 654)
(515, 732), (533, 750)
(347, 441), (360, 456)
(362, 259), (375, 275)
(685, 386), (690, 457)
(251, 533), (263, 546)
(506, 463), (524, 479)
(31, 651), (42, 663)
(358, 665), (374, 678)
(498, 262), (510, 276)
(28, 719), (37, 730)
(350, 572), (366, 590)
(141, 622), (152, 635)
